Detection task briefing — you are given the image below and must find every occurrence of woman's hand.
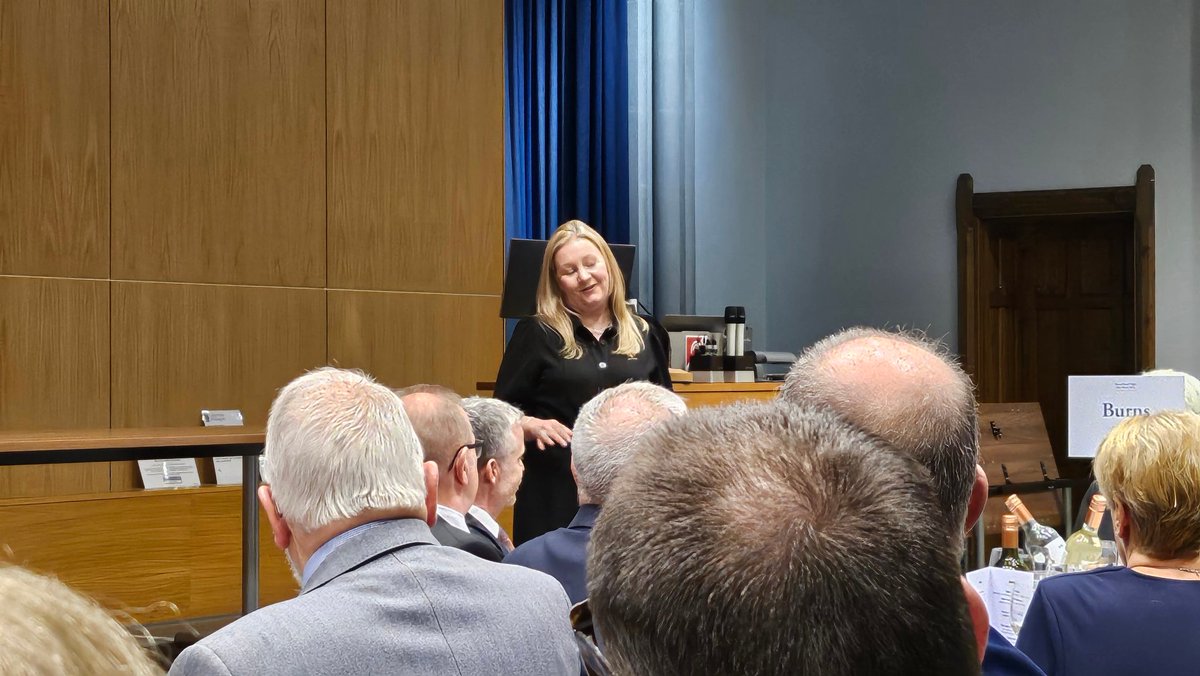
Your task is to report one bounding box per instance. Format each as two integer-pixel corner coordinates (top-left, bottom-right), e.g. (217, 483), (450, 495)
(520, 416), (572, 450)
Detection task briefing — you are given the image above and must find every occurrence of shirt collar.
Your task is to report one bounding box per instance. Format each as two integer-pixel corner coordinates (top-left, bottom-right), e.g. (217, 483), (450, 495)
(570, 503), (602, 529)
(301, 520), (391, 586)
(467, 505), (501, 537)
(436, 504), (470, 533)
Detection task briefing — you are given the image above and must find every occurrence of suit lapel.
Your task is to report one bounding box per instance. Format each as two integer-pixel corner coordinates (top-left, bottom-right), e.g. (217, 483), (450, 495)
(301, 519), (438, 594)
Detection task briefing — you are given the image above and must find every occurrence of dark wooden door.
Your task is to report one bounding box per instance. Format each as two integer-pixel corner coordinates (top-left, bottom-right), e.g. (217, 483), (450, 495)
(957, 167), (1154, 479)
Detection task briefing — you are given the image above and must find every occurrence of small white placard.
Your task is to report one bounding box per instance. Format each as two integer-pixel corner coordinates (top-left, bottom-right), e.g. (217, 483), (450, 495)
(1067, 375), (1186, 458)
(138, 458), (201, 490)
(213, 456), (243, 485)
(966, 567), (1038, 645)
(201, 409), (244, 426)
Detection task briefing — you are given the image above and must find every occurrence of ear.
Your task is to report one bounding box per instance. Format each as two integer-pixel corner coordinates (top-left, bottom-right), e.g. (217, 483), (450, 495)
(422, 461), (439, 527)
(964, 465), (989, 534)
(257, 485), (292, 552)
(1112, 501), (1131, 541)
(961, 577), (989, 663)
(481, 458), (500, 486)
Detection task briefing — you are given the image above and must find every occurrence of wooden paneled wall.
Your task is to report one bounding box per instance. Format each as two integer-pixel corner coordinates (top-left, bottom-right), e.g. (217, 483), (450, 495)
(0, 0), (503, 620)
(0, 0), (504, 499)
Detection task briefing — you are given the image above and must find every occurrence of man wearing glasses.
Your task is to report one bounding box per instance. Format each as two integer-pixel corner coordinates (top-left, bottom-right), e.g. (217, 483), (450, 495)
(400, 389), (505, 562)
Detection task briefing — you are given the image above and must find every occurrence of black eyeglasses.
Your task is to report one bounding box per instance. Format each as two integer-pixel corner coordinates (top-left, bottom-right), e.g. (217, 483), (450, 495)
(570, 599), (612, 676)
(448, 441), (483, 471)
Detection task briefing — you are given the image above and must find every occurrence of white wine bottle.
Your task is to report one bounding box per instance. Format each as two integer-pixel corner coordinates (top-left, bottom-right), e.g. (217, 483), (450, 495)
(1063, 494), (1107, 572)
(996, 514), (1033, 571)
(1005, 494), (1067, 570)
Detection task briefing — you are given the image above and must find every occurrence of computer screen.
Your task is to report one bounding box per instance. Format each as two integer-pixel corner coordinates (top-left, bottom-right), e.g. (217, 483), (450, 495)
(500, 238), (636, 318)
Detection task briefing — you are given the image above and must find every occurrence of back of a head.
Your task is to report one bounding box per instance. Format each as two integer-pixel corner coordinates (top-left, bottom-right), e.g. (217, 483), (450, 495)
(401, 390), (472, 466)
(1142, 368), (1200, 414)
(264, 367), (425, 532)
(1095, 410), (1200, 560)
(571, 382), (687, 504)
(461, 396), (524, 463)
(0, 565), (163, 676)
(588, 403), (978, 676)
(781, 327), (979, 536)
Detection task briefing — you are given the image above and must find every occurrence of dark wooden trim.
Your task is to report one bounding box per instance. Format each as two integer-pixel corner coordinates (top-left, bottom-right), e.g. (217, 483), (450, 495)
(955, 174), (978, 381)
(972, 186), (1137, 219)
(1134, 164), (1155, 370)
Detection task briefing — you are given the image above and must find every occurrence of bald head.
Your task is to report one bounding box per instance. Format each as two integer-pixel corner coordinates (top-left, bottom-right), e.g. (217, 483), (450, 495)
(781, 328), (979, 539)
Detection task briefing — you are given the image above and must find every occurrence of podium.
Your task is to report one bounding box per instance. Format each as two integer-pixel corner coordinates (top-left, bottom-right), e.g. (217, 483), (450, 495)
(970, 403), (1074, 569)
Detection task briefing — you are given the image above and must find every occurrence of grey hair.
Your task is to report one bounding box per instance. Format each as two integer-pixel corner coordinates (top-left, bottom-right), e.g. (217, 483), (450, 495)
(263, 367), (425, 532)
(587, 403), (978, 676)
(399, 391), (472, 466)
(571, 382), (687, 504)
(461, 396), (524, 465)
(1144, 368), (1200, 414)
(780, 327), (979, 544)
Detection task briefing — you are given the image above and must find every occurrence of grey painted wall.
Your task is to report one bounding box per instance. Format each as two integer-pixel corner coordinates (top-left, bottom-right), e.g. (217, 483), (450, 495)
(693, 0), (1199, 373)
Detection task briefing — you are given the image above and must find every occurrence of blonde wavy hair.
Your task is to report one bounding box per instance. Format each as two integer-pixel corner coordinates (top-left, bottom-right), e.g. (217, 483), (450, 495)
(1095, 410), (1200, 560)
(535, 220), (646, 359)
(0, 565), (164, 675)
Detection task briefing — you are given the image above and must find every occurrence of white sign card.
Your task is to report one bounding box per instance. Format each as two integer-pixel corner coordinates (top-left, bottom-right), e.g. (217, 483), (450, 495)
(1067, 375), (1186, 458)
(202, 408), (245, 485)
(213, 456), (244, 485)
(138, 458), (202, 490)
(965, 567), (1038, 645)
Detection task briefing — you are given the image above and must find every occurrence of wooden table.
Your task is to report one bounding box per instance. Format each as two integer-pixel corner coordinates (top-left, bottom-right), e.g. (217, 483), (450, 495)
(0, 427), (265, 615)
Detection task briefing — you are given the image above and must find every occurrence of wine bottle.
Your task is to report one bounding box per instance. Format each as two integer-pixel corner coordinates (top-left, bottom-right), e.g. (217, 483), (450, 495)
(1005, 494), (1067, 570)
(1063, 494), (1107, 572)
(995, 514), (1032, 571)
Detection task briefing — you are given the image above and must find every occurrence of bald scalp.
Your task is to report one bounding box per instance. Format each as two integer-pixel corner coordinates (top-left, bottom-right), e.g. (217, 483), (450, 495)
(781, 328), (979, 539)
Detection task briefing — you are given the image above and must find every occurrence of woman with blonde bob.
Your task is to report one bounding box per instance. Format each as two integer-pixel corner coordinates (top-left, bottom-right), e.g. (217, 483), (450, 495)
(0, 564), (163, 675)
(1017, 410), (1200, 675)
(495, 220), (671, 542)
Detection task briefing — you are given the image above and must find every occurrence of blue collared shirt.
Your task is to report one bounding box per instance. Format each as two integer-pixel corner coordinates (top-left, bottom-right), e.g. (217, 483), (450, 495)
(301, 520), (391, 587)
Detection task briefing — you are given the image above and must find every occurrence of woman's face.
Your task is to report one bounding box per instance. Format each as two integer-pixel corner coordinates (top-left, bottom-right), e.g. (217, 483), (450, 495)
(553, 238), (611, 316)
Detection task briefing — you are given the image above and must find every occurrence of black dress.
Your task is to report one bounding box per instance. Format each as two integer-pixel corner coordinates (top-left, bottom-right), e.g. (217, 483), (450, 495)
(495, 314), (672, 544)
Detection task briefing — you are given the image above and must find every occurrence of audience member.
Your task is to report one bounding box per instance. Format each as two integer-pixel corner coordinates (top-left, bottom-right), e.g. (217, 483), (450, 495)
(170, 368), (579, 675)
(587, 403), (980, 675)
(505, 382), (685, 603)
(461, 396), (525, 556)
(1018, 410), (1200, 675)
(400, 389), (501, 561)
(780, 327), (1035, 673)
(1072, 367), (1200, 539)
(0, 564), (163, 675)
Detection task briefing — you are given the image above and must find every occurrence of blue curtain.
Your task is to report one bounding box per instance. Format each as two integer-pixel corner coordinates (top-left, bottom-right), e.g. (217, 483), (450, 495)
(505, 0), (630, 245)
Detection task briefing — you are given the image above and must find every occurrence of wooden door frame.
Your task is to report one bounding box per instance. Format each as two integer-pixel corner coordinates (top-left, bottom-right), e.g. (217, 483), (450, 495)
(956, 165), (1155, 384)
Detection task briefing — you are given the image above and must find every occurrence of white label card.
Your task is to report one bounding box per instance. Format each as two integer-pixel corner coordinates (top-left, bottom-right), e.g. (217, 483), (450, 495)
(138, 458), (201, 490)
(213, 456), (243, 485)
(1067, 375), (1186, 458)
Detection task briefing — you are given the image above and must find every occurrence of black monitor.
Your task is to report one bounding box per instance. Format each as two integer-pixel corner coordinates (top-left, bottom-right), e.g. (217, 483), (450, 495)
(500, 238), (636, 318)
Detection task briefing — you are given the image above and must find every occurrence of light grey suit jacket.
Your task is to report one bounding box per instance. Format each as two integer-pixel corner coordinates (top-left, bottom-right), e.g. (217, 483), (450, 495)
(168, 519), (579, 675)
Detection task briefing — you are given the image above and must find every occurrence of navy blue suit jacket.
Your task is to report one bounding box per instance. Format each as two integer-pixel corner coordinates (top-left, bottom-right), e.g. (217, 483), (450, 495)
(503, 504), (598, 605)
(983, 627), (1044, 676)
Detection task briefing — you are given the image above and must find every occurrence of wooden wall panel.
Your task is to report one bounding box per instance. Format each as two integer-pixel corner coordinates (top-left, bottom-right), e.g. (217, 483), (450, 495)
(0, 488), (296, 622)
(328, 0), (504, 294)
(0, 0), (109, 278)
(110, 0), (325, 287)
(327, 291), (503, 395)
(110, 282), (327, 428)
(0, 278), (110, 497)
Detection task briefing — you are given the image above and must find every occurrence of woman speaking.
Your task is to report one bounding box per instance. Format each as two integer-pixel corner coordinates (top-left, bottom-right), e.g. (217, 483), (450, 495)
(495, 220), (672, 543)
